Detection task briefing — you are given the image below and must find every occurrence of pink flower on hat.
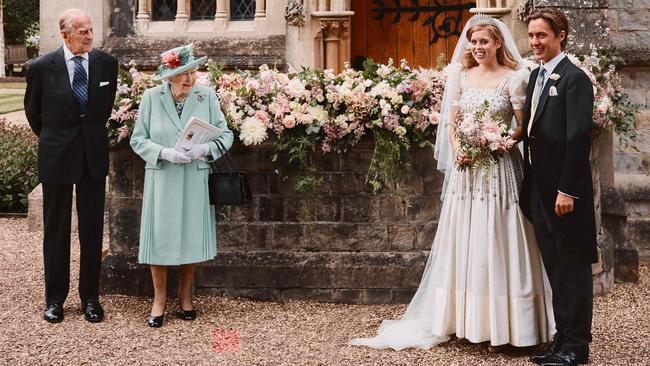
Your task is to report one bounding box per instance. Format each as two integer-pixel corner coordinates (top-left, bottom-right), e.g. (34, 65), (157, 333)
(162, 51), (180, 69)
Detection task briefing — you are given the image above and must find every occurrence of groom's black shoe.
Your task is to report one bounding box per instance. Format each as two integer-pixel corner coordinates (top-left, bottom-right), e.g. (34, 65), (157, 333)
(540, 349), (589, 366)
(530, 337), (563, 364)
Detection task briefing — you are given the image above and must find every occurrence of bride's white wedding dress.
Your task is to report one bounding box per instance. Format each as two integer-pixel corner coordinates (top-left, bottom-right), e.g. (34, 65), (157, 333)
(349, 69), (555, 351)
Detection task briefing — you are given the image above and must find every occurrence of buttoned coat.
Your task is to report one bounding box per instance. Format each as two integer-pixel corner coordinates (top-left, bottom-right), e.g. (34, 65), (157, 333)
(130, 82), (234, 265)
(520, 57), (597, 263)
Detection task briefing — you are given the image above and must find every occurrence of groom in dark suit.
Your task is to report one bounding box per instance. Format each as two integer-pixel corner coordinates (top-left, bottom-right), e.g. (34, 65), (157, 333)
(520, 8), (597, 366)
(24, 9), (118, 323)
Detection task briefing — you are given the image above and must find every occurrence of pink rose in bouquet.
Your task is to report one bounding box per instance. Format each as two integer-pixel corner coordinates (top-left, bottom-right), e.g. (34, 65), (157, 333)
(454, 100), (515, 171)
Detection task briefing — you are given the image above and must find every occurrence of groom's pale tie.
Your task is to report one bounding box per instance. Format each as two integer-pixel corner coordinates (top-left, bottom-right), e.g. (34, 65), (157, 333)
(528, 67), (546, 135)
(527, 67), (547, 163)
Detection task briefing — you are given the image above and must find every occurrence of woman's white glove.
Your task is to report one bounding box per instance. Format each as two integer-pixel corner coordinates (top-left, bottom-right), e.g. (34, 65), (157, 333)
(159, 148), (191, 164)
(184, 143), (210, 160)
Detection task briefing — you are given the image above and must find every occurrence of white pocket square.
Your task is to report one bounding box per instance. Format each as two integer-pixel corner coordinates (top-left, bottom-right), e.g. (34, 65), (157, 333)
(549, 86), (558, 96)
(99, 81), (110, 87)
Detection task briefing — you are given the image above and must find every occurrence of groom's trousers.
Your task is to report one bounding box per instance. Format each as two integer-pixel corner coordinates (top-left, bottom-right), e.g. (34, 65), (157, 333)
(529, 182), (593, 353)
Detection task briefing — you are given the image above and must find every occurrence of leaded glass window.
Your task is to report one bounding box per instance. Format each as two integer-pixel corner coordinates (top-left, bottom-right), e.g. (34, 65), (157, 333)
(191, 0), (216, 20)
(230, 0), (255, 21)
(151, 0), (177, 21)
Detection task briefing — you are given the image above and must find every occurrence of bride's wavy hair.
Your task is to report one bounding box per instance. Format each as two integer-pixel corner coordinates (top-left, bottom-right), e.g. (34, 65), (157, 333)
(462, 23), (520, 70)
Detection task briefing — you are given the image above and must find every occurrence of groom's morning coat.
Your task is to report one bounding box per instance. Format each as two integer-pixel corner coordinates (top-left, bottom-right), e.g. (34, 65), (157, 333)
(520, 56), (598, 263)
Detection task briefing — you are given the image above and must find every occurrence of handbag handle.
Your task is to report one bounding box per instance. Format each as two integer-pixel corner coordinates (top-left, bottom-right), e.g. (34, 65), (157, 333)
(210, 140), (236, 175)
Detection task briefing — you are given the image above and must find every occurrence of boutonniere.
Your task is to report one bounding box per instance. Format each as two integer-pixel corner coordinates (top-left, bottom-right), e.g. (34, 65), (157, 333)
(198, 92), (206, 102)
(549, 86), (558, 96)
(549, 73), (561, 81)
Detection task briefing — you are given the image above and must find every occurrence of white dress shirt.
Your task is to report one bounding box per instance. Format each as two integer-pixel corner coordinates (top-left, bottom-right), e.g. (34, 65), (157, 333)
(62, 43), (89, 88)
(537, 52), (566, 90)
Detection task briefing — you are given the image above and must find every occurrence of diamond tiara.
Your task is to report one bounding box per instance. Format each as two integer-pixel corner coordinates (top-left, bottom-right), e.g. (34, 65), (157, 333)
(467, 13), (500, 27)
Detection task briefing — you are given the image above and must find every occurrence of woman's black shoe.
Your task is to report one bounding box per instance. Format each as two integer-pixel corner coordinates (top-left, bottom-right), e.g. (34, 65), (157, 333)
(177, 309), (197, 321)
(147, 314), (165, 327)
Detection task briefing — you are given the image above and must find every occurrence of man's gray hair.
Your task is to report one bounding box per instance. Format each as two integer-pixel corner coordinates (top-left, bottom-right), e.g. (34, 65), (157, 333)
(59, 8), (88, 33)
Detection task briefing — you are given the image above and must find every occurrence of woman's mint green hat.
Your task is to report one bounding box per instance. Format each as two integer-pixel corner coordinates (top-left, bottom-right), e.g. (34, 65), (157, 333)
(155, 43), (207, 81)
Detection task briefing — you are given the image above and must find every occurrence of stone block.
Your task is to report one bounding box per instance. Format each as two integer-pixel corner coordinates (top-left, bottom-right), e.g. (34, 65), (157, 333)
(618, 10), (649, 31)
(317, 196), (342, 222)
(248, 173), (269, 195)
(362, 289), (392, 304)
(342, 196), (373, 222)
(615, 247), (640, 282)
(416, 222), (438, 250)
(388, 224), (416, 251)
(340, 150), (373, 172)
(307, 224), (355, 251)
(357, 224), (389, 252)
(216, 223), (248, 250)
(109, 147), (135, 198)
(407, 196), (441, 222)
(218, 200), (258, 222)
(247, 224), (271, 250)
(374, 195), (408, 222)
(331, 173), (370, 194)
(108, 198), (142, 254)
(392, 288), (417, 304)
(331, 289), (363, 304)
(285, 197), (319, 222)
(259, 196), (284, 222)
(272, 224), (305, 250)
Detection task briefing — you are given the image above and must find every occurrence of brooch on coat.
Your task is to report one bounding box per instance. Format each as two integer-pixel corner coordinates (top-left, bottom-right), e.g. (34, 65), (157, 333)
(198, 92), (206, 102)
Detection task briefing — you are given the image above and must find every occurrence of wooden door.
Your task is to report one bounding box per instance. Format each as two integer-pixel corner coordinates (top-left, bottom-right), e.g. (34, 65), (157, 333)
(350, 0), (476, 69)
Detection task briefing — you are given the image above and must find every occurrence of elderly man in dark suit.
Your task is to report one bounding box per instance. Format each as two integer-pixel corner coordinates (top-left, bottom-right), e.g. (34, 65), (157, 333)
(520, 8), (597, 366)
(24, 8), (118, 323)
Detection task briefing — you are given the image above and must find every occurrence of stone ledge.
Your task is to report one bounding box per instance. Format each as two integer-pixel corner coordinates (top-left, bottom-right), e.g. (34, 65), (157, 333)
(102, 36), (286, 70)
(615, 173), (650, 200)
(101, 250), (429, 303)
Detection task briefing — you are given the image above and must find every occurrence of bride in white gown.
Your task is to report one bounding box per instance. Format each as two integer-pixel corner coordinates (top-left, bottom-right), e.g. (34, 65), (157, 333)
(349, 15), (555, 350)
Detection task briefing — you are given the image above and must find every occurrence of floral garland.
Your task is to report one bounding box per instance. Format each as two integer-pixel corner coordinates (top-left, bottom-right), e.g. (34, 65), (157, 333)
(108, 50), (638, 195)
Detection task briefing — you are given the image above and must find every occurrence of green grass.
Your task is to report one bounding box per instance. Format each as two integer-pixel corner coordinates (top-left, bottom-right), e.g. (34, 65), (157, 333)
(0, 94), (24, 114)
(0, 82), (27, 90)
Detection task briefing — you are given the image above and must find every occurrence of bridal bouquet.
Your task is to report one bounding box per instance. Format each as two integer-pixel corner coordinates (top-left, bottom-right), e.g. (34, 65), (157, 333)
(454, 100), (515, 171)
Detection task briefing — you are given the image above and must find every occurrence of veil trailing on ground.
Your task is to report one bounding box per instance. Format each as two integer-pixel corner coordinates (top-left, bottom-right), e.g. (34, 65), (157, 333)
(348, 14), (527, 351)
(434, 14), (525, 199)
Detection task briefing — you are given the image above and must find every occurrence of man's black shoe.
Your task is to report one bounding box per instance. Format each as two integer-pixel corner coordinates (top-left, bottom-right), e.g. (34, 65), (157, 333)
(83, 301), (104, 323)
(44, 303), (64, 323)
(540, 349), (589, 366)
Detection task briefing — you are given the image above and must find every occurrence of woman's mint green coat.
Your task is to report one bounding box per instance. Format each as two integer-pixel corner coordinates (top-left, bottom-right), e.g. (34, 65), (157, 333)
(130, 82), (234, 265)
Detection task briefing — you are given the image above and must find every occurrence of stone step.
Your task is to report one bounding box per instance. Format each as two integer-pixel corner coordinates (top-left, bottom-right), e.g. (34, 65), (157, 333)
(27, 183), (109, 232)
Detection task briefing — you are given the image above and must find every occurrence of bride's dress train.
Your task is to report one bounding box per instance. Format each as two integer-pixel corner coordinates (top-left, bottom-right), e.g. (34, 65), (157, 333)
(349, 71), (555, 351)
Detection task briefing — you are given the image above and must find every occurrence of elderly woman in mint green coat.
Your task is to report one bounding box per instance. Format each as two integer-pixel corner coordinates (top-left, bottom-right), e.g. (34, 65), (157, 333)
(130, 44), (233, 327)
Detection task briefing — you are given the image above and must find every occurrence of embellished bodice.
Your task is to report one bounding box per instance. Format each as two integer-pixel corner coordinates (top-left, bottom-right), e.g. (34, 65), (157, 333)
(447, 71), (523, 205)
(457, 71), (514, 122)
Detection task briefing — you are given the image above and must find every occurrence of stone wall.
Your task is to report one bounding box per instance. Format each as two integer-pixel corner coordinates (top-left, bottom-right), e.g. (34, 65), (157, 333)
(101, 140), (444, 303)
(607, 0), (650, 261)
(102, 36), (286, 71)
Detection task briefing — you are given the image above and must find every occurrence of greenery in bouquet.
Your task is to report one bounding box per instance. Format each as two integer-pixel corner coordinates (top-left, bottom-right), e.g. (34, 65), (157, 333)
(454, 100), (515, 172)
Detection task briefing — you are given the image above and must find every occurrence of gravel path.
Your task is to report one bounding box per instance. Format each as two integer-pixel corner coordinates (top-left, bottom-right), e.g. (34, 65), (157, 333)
(1, 217), (648, 365)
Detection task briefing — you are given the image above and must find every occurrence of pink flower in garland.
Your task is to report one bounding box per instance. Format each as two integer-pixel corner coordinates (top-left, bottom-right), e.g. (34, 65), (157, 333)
(162, 51), (180, 69)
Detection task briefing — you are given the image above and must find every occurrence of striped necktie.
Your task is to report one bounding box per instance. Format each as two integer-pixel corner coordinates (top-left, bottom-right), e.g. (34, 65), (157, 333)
(527, 67), (547, 135)
(72, 56), (88, 114)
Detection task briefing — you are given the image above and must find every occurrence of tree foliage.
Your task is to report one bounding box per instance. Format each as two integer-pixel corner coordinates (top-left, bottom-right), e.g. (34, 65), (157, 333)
(3, 0), (38, 45)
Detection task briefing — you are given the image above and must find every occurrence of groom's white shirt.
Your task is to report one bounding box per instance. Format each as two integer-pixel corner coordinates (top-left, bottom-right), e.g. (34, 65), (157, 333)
(534, 52), (579, 200)
(537, 52), (566, 90)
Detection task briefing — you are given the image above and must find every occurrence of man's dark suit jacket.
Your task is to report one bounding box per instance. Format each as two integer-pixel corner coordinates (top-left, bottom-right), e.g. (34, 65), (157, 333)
(520, 56), (598, 263)
(24, 47), (118, 184)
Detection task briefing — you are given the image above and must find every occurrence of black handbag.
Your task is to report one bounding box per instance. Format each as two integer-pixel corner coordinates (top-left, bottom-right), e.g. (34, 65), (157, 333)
(208, 141), (252, 205)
